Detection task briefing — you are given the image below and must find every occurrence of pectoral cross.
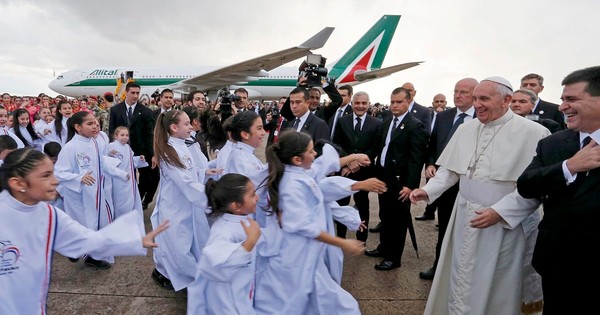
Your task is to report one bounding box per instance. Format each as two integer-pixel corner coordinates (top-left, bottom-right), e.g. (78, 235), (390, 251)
(467, 163), (476, 178)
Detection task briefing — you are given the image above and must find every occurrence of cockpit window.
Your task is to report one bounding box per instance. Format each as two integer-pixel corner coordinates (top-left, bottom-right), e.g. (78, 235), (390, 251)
(57, 75), (63, 79)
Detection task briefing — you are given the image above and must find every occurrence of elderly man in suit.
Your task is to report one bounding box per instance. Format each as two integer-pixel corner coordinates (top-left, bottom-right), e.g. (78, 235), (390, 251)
(520, 73), (566, 128)
(365, 87), (429, 271)
(109, 82), (156, 210)
(332, 91), (383, 242)
(417, 78), (478, 280)
(517, 66), (600, 314)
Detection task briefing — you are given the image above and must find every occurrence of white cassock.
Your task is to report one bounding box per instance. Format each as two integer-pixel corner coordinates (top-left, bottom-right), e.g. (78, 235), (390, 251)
(0, 125), (25, 148)
(422, 110), (550, 315)
(0, 191), (147, 315)
(151, 137), (210, 291)
(47, 116), (69, 146)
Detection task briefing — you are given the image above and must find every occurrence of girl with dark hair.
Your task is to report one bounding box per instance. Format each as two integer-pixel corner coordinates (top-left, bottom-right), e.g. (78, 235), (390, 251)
(150, 110), (211, 292)
(49, 100), (73, 146)
(255, 130), (379, 315)
(10, 108), (42, 150)
(181, 106), (223, 181)
(0, 148), (169, 315)
(187, 173), (262, 315)
(54, 111), (129, 269)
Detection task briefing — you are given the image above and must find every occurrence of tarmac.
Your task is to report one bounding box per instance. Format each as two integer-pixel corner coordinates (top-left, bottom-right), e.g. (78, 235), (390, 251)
(47, 136), (437, 315)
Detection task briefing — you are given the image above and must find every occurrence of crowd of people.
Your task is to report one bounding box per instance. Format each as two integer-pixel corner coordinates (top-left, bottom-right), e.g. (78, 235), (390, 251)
(1, 65), (599, 314)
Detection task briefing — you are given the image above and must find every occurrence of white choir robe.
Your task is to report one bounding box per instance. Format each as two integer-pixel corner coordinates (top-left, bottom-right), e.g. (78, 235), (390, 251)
(47, 116), (69, 146)
(9, 125), (45, 151)
(151, 137), (210, 291)
(187, 134), (212, 183)
(187, 213), (260, 315)
(34, 119), (54, 144)
(0, 125), (25, 148)
(54, 134), (127, 263)
(214, 140), (234, 179)
(0, 191), (147, 315)
(254, 163), (360, 315)
(107, 141), (148, 218)
(422, 110), (550, 315)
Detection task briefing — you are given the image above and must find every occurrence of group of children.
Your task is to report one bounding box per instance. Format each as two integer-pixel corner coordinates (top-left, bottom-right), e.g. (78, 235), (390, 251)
(0, 106), (387, 314)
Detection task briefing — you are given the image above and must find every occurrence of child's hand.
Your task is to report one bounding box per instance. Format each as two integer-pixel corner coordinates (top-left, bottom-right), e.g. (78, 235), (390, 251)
(139, 155), (145, 162)
(43, 129), (52, 135)
(81, 171), (95, 186)
(340, 239), (365, 256)
(241, 218), (261, 252)
(352, 178), (387, 194)
(358, 221), (367, 232)
(151, 156), (158, 169)
(125, 174), (131, 181)
(142, 220), (170, 248)
(108, 150), (118, 157)
(205, 168), (224, 176)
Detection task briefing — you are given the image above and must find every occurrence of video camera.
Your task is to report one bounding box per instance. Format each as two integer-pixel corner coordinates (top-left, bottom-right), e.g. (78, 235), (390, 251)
(299, 54), (328, 88)
(217, 88), (241, 120)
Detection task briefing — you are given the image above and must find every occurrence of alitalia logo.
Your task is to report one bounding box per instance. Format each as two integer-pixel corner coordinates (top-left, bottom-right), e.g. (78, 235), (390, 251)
(89, 69), (119, 76)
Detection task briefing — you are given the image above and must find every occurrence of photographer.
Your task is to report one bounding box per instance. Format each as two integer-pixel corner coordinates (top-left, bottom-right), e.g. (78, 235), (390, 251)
(510, 89), (563, 134)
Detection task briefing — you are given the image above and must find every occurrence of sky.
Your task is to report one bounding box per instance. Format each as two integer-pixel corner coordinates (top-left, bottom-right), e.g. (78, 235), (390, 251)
(1, 0), (599, 106)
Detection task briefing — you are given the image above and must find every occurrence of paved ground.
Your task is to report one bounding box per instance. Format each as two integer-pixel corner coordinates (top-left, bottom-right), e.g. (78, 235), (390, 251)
(47, 137), (438, 315)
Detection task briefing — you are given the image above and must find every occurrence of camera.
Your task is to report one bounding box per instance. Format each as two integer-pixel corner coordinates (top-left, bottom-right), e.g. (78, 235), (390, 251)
(217, 88), (241, 120)
(300, 54), (328, 88)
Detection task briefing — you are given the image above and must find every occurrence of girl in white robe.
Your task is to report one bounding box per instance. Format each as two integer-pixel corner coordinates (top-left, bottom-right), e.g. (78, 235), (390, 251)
(10, 108), (44, 151)
(150, 110), (211, 291)
(54, 111), (128, 267)
(255, 131), (367, 315)
(0, 106), (25, 148)
(0, 148), (169, 315)
(107, 126), (148, 218)
(187, 173), (262, 315)
(48, 100), (72, 147)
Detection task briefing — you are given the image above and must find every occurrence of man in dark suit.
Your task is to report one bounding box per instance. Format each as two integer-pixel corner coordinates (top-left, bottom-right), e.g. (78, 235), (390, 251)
(234, 88), (267, 125)
(281, 87), (330, 142)
(417, 78), (478, 280)
(328, 85), (354, 139)
(332, 91), (383, 242)
(310, 83), (343, 123)
(510, 88), (564, 133)
(517, 66), (600, 314)
(520, 73), (566, 128)
(401, 82), (433, 132)
(365, 87), (429, 270)
(108, 82), (157, 210)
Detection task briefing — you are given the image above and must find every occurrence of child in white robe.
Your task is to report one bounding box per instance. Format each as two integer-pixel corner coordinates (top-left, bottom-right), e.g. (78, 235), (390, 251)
(0, 148), (169, 315)
(150, 110), (211, 291)
(48, 100), (72, 146)
(187, 173), (262, 315)
(10, 108), (44, 151)
(107, 126), (148, 218)
(0, 106), (25, 148)
(54, 111), (129, 269)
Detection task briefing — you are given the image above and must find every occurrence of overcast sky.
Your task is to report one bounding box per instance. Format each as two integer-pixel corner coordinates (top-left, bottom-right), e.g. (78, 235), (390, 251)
(1, 0), (598, 106)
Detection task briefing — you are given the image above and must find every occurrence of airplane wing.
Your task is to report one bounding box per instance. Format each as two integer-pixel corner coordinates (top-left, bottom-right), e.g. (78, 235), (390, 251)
(175, 27), (334, 92)
(353, 61), (423, 83)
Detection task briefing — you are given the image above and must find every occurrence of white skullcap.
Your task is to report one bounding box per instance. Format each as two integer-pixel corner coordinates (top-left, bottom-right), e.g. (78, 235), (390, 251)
(482, 76), (513, 91)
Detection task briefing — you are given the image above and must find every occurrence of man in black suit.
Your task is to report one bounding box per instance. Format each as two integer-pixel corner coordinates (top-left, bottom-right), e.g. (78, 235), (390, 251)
(328, 85), (354, 139)
(332, 91), (383, 242)
(109, 82), (157, 210)
(234, 88), (267, 125)
(517, 66), (600, 314)
(281, 87), (330, 142)
(520, 73), (566, 128)
(365, 87), (429, 270)
(401, 82), (433, 132)
(417, 78), (478, 280)
(310, 83), (343, 124)
(510, 88), (564, 134)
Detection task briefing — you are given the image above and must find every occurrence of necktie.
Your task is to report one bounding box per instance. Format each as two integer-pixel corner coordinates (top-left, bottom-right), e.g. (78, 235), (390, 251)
(444, 113), (468, 146)
(127, 106), (133, 126)
(574, 136), (592, 185)
(581, 136), (592, 149)
(337, 108), (344, 119)
(354, 117), (362, 133)
(291, 118), (300, 131)
(392, 117), (399, 131)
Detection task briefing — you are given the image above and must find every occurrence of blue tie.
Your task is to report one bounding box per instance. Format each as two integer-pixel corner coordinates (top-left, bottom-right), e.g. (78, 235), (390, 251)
(444, 113), (468, 146)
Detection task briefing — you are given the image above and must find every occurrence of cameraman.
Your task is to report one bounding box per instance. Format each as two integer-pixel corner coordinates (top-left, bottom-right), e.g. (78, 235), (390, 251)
(510, 89), (563, 134)
(233, 88), (267, 125)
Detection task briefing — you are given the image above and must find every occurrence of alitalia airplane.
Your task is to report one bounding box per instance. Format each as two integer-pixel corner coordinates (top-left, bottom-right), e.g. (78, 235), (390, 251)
(48, 15), (421, 100)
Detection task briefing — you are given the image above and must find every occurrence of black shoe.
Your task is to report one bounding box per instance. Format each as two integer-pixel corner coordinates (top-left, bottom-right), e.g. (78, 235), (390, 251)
(84, 257), (111, 270)
(151, 269), (174, 291)
(365, 249), (384, 257)
(419, 267), (435, 280)
(415, 214), (435, 221)
(375, 260), (401, 271)
(369, 222), (382, 233)
(68, 257), (79, 263)
(142, 202), (149, 210)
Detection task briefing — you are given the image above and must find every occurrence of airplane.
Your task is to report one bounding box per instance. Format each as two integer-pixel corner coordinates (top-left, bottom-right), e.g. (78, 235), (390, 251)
(48, 15), (421, 101)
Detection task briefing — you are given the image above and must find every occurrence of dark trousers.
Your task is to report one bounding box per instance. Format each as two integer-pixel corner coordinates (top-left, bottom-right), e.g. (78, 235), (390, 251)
(377, 188), (411, 264)
(334, 190), (371, 242)
(431, 183), (458, 269)
(138, 165), (160, 205)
